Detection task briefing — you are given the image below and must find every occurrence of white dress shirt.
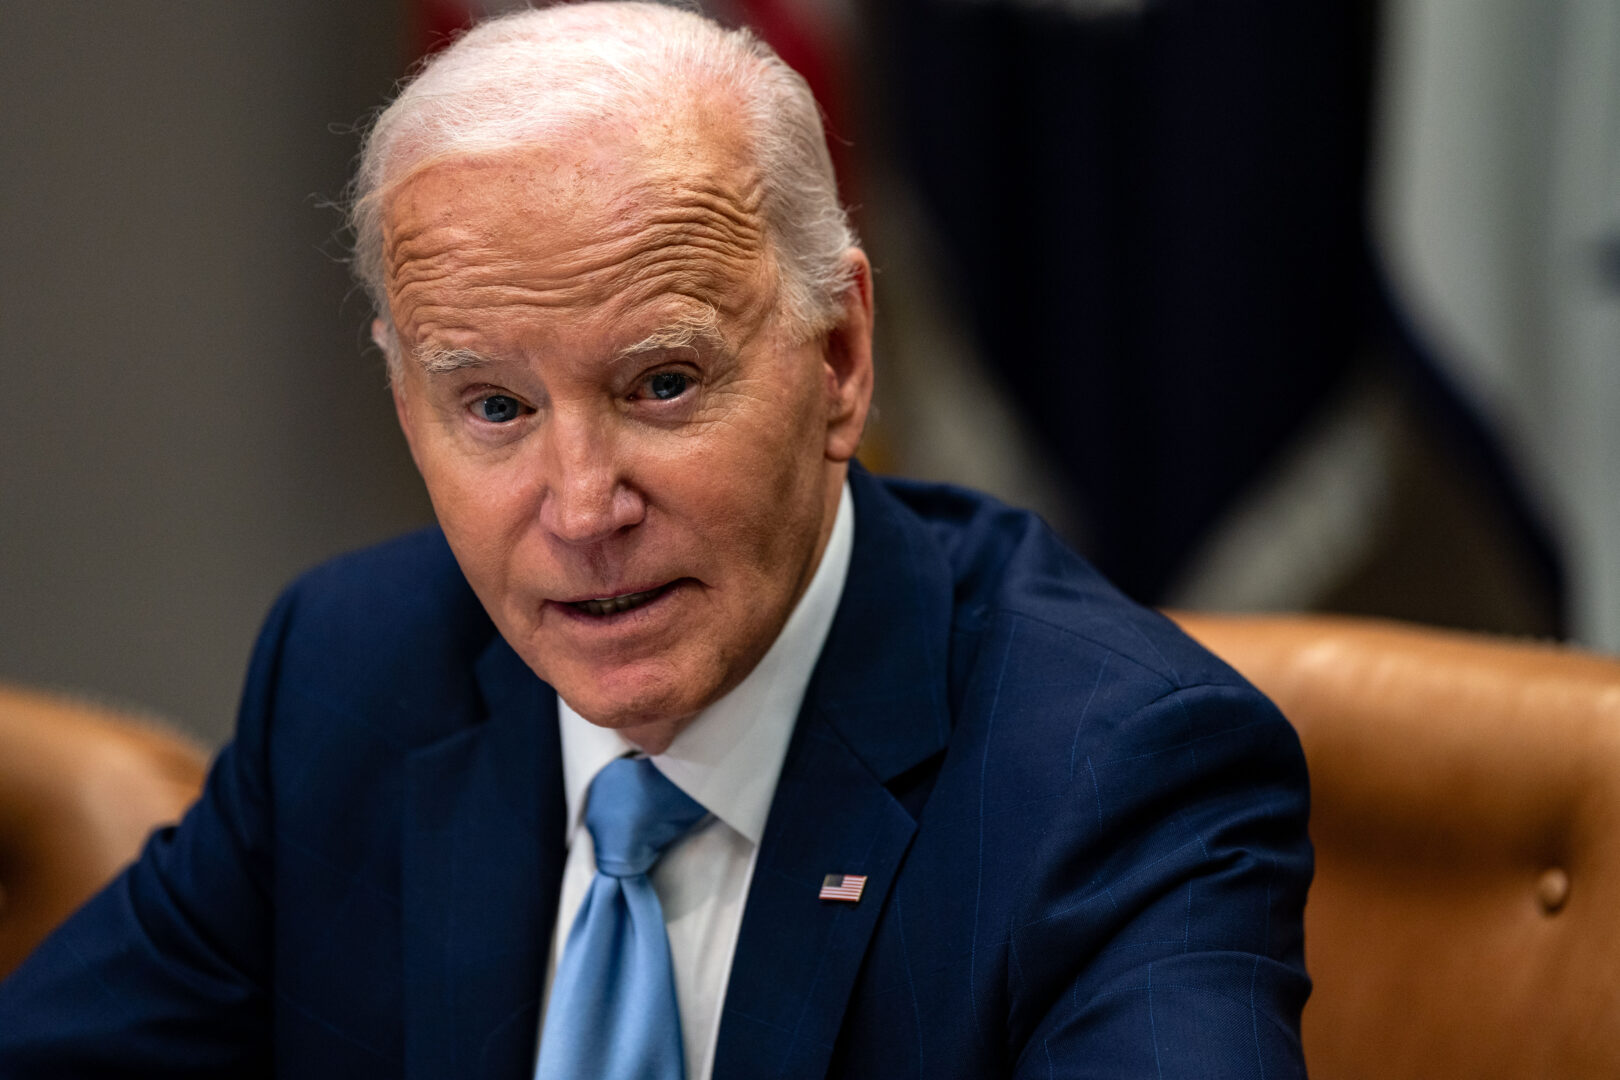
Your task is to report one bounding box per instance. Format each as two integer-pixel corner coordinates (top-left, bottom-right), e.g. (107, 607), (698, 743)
(541, 483), (854, 1080)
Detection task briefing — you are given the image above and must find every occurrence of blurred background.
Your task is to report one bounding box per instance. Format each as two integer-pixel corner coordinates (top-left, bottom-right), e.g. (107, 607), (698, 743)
(2, 0), (1616, 748)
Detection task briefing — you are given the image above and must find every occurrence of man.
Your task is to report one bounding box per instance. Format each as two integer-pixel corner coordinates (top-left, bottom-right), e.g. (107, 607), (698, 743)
(0, 4), (1311, 1077)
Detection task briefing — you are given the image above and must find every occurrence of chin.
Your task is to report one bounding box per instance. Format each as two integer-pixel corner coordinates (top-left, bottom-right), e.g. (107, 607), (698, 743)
(550, 665), (712, 734)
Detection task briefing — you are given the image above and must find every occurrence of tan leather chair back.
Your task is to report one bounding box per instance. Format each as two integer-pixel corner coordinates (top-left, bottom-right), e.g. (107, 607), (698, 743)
(0, 685), (208, 978)
(1173, 613), (1620, 1080)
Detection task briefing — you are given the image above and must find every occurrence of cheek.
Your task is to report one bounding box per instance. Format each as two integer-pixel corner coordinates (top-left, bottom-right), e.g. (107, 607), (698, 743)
(703, 421), (828, 577)
(413, 446), (534, 584)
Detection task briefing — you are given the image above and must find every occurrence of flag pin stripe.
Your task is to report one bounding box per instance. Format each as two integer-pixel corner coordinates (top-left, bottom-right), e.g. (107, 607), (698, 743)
(819, 873), (867, 902)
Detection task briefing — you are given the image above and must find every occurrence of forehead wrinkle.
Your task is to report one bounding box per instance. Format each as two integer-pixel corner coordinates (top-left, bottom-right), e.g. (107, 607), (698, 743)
(392, 228), (773, 337)
(389, 205), (763, 295)
(630, 219), (765, 276)
(387, 170), (765, 278)
(384, 157), (777, 339)
(386, 250), (467, 305)
(531, 177), (770, 299)
(380, 202), (475, 282)
(393, 259), (740, 331)
(634, 179), (766, 254)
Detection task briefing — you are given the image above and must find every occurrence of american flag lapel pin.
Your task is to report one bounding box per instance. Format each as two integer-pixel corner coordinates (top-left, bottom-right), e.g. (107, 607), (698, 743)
(819, 873), (867, 903)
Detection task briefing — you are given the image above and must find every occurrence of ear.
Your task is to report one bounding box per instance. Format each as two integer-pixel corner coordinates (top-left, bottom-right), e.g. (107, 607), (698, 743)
(377, 317), (423, 471)
(821, 249), (875, 464)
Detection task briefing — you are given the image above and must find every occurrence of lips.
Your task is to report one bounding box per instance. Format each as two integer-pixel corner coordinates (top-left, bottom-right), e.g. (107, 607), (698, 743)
(566, 583), (672, 616)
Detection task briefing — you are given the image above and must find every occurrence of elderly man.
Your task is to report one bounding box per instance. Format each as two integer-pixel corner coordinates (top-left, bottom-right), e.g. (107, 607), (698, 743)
(0, 4), (1311, 1078)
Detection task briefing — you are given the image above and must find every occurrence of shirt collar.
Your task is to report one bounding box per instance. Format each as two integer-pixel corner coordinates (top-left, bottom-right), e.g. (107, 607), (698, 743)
(557, 480), (855, 846)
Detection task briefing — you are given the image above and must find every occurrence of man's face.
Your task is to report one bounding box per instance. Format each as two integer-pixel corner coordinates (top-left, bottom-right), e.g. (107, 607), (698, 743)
(381, 121), (871, 752)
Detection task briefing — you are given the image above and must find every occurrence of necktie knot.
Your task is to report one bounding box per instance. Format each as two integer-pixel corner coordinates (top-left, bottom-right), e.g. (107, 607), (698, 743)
(586, 756), (707, 878)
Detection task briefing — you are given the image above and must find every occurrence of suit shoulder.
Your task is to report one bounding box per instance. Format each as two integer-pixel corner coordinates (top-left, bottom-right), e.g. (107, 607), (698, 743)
(281, 526), (483, 632)
(878, 475), (1248, 695)
(258, 527), (497, 744)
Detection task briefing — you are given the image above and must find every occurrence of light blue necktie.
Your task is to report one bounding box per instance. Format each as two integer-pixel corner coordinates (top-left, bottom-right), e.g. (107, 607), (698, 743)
(535, 756), (708, 1080)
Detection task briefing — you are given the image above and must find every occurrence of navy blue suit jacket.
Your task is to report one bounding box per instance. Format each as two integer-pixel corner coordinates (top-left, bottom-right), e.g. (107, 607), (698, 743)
(0, 469), (1312, 1077)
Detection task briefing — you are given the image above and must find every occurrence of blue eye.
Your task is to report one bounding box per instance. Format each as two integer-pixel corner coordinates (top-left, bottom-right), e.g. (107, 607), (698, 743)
(647, 372), (689, 401)
(476, 394), (523, 423)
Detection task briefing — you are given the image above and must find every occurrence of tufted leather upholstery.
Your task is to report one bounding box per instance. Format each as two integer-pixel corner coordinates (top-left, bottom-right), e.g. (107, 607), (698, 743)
(1173, 613), (1620, 1079)
(0, 685), (207, 979)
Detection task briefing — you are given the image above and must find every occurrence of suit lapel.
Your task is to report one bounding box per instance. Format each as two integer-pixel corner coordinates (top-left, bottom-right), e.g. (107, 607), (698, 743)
(402, 635), (566, 1080)
(714, 469), (955, 1080)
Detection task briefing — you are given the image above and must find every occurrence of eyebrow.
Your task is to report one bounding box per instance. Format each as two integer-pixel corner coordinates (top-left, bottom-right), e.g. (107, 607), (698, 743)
(409, 310), (730, 374)
(413, 343), (493, 374)
(613, 310), (727, 363)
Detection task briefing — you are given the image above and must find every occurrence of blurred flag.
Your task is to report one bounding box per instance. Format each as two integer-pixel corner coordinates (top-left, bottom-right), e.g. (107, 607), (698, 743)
(1373, 0), (1620, 649)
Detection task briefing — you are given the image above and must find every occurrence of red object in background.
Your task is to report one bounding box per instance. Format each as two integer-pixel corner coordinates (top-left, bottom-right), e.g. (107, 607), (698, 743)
(735, 0), (858, 206)
(412, 0), (478, 61)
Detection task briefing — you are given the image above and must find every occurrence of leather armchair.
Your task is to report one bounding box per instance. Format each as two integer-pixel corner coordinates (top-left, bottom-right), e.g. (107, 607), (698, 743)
(0, 685), (207, 979)
(7, 621), (1618, 1076)
(1173, 613), (1620, 1079)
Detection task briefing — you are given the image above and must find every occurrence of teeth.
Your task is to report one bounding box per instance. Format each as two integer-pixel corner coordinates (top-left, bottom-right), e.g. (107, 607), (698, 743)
(571, 586), (664, 616)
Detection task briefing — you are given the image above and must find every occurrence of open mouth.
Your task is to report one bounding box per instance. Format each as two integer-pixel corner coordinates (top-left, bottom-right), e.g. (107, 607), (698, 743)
(567, 583), (673, 617)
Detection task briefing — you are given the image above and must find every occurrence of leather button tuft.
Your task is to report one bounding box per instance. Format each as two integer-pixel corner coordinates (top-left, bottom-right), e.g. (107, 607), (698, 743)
(1536, 868), (1570, 914)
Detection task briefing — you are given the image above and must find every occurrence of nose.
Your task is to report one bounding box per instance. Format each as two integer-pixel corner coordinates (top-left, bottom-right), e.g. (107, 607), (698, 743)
(537, 413), (646, 546)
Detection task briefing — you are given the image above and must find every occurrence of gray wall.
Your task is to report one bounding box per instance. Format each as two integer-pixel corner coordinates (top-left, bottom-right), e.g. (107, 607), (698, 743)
(1, 2), (432, 746)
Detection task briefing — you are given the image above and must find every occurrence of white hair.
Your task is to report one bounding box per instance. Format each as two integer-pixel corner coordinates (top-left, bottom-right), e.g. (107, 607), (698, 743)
(349, 1), (856, 367)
